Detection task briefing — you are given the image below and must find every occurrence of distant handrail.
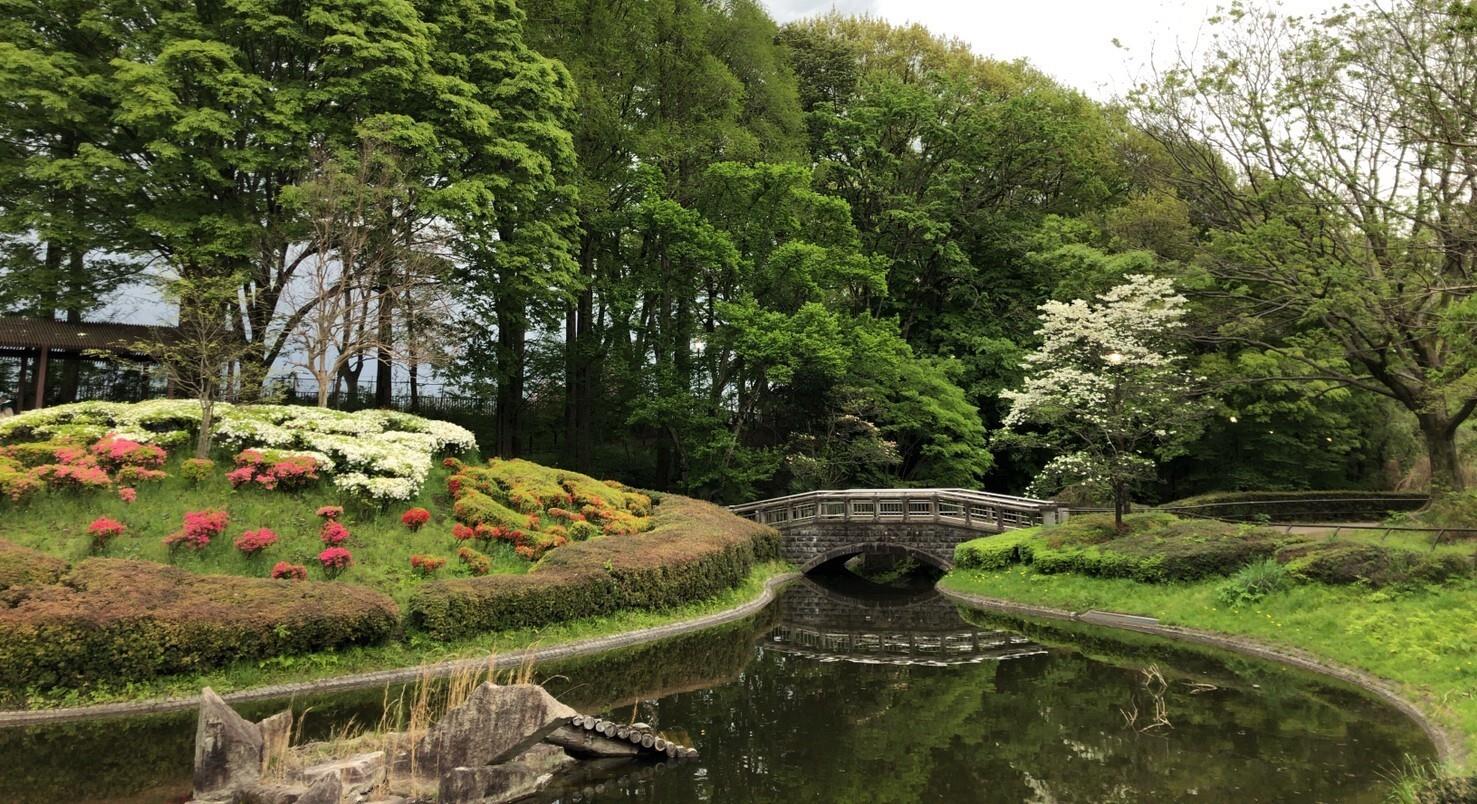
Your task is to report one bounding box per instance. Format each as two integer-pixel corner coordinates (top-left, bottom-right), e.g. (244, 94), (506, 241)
(1163, 496), (1426, 511)
(730, 488), (1063, 533)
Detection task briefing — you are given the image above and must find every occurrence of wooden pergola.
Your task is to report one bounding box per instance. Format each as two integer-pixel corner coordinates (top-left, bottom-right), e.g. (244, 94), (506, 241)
(0, 317), (178, 410)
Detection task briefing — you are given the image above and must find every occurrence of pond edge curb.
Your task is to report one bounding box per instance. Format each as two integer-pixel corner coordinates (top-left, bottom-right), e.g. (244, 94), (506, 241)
(936, 584), (1466, 768)
(0, 571), (802, 728)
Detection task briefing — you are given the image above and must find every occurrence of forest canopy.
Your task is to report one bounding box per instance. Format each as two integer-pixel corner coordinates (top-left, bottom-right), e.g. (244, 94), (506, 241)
(2, 0), (1471, 503)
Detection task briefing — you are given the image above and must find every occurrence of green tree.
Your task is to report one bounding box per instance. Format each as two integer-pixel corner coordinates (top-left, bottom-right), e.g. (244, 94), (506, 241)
(1134, 0), (1477, 492)
(786, 15), (1132, 488)
(433, 0), (579, 457)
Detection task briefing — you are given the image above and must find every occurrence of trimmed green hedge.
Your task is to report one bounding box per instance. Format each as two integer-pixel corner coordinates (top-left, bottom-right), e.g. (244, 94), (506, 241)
(0, 559), (399, 690)
(1162, 490), (1428, 522)
(0, 539), (68, 591)
(409, 494), (780, 640)
(1277, 542), (1474, 587)
(953, 514), (1280, 583)
(954, 531), (1035, 570)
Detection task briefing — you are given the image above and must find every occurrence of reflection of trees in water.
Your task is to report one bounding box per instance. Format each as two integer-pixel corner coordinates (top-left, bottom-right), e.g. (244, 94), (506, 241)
(561, 582), (1432, 804)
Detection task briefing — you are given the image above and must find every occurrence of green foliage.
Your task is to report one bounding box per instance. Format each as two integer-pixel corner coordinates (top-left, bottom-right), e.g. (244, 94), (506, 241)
(0, 539), (68, 591)
(953, 531), (1035, 570)
(451, 490), (527, 531)
(0, 559), (399, 692)
(1279, 543), (1473, 589)
(956, 513), (1279, 583)
(1216, 558), (1294, 607)
(1402, 491), (1477, 532)
(409, 495), (779, 639)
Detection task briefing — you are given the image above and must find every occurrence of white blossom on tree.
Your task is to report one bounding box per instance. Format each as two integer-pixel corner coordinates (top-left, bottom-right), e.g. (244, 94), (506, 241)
(1000, 273), (1205, 529)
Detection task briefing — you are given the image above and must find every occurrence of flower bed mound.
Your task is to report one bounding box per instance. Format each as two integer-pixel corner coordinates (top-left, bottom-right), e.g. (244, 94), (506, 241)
(409, 494), (779, 640)
(0, 559), (399, 691)
(0, 539), (68, 591)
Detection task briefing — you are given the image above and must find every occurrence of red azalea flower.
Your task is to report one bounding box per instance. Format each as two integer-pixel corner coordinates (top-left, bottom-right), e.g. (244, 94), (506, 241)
(401, 507), (431, 530)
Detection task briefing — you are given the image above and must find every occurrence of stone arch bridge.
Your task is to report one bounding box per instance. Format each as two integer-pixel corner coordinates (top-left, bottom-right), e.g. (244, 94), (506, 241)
(730, 488), (1063, 573)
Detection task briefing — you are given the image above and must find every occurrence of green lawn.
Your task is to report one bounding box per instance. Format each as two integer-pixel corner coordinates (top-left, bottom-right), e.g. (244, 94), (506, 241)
(940, 565), (1477, 773)
(0, 457), (527, 606)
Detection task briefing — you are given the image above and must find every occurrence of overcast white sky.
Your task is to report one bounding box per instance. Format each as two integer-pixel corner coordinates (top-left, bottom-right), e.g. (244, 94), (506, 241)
(762, 0), (1341, 100)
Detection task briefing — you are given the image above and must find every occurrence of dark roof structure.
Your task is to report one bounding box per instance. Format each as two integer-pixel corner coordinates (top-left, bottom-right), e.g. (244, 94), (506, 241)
(0, 317), (177, 356)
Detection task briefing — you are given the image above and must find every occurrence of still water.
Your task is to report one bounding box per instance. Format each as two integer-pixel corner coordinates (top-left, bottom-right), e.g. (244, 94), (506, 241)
(0, 569), (1433, 803)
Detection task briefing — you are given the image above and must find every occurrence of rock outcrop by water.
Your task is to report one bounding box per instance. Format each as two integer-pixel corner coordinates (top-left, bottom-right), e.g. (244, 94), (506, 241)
(187, 683), (698, 804)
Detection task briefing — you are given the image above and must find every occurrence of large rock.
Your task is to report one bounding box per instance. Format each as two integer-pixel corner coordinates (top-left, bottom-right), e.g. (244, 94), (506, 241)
(194, 687), (264, 796)
(415, 683), (576, 773)
(298, 751), (385, 799)
(438, 763), (548, 804)
(295, 771), (344, 804)
(257, 710), (293, 775)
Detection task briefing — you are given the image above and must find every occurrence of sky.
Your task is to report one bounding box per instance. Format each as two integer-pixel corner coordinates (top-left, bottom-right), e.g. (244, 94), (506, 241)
(762, 0), (1341, 101)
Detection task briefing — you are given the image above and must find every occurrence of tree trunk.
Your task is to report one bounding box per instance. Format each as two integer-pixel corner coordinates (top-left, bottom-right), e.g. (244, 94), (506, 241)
(375, 283), (393, 408)
(563, 299), (578, 466)
(495, 297), (526, 458)
(196, 400), (215, 459)
(564, 234), (597, 471)
(1419, 414), (1465, 494)
(59, 250), (86, 403)
(1113, 481), (1127, 533)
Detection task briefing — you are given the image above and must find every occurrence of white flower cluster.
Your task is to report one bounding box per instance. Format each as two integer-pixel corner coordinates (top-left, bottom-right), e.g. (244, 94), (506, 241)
(0, 400), (475, 502)
(213, 406), (474, 501)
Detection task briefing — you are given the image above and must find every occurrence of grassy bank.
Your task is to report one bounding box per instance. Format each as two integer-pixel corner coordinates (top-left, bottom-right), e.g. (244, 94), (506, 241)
(939, 566), (1477, 772)
(8, 561), (792, 711)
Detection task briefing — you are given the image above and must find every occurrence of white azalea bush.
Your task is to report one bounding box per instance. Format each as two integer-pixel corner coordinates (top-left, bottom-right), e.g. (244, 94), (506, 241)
(0, 400), (475, 502)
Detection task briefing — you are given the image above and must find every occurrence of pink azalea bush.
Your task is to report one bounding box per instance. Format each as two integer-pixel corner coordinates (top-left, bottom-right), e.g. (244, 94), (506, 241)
(87, 516), (126, 549)
(318, 546), (352, 576)
(320, 520), (350, 546)
(316, 505), (344, 520)
(89, 434), (166, 471)
(234, 528), (279, 557)
(228, 449), (320, 491)
(34, 463), (112, 491)
(164, 509), (229, 552)
(271, 561), (308, 581)
(118, 486), (137, 504)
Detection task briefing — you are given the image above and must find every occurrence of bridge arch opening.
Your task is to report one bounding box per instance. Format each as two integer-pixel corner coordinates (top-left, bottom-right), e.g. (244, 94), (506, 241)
(799, 542), (953, 575)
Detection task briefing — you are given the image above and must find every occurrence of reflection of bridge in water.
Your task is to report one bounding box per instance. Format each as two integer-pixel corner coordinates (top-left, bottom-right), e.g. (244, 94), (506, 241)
(762, 574), (1046, 667)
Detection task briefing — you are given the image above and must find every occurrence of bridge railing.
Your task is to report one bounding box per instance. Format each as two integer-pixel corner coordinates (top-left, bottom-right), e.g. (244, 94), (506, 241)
(729, 488), (1063, 533)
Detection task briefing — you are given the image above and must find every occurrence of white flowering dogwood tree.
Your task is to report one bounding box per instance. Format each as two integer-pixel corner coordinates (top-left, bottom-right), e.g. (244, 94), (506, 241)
(1001, 274), (1204, 530)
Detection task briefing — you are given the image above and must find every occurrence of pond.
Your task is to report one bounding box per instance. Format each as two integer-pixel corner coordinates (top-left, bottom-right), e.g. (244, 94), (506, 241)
(0, 568), (1434, 803)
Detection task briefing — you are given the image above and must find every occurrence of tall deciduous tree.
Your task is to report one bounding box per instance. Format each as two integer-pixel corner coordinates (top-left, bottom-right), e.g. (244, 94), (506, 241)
(1134, 0), (1477, 491)
(435, 0), (579, 457)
